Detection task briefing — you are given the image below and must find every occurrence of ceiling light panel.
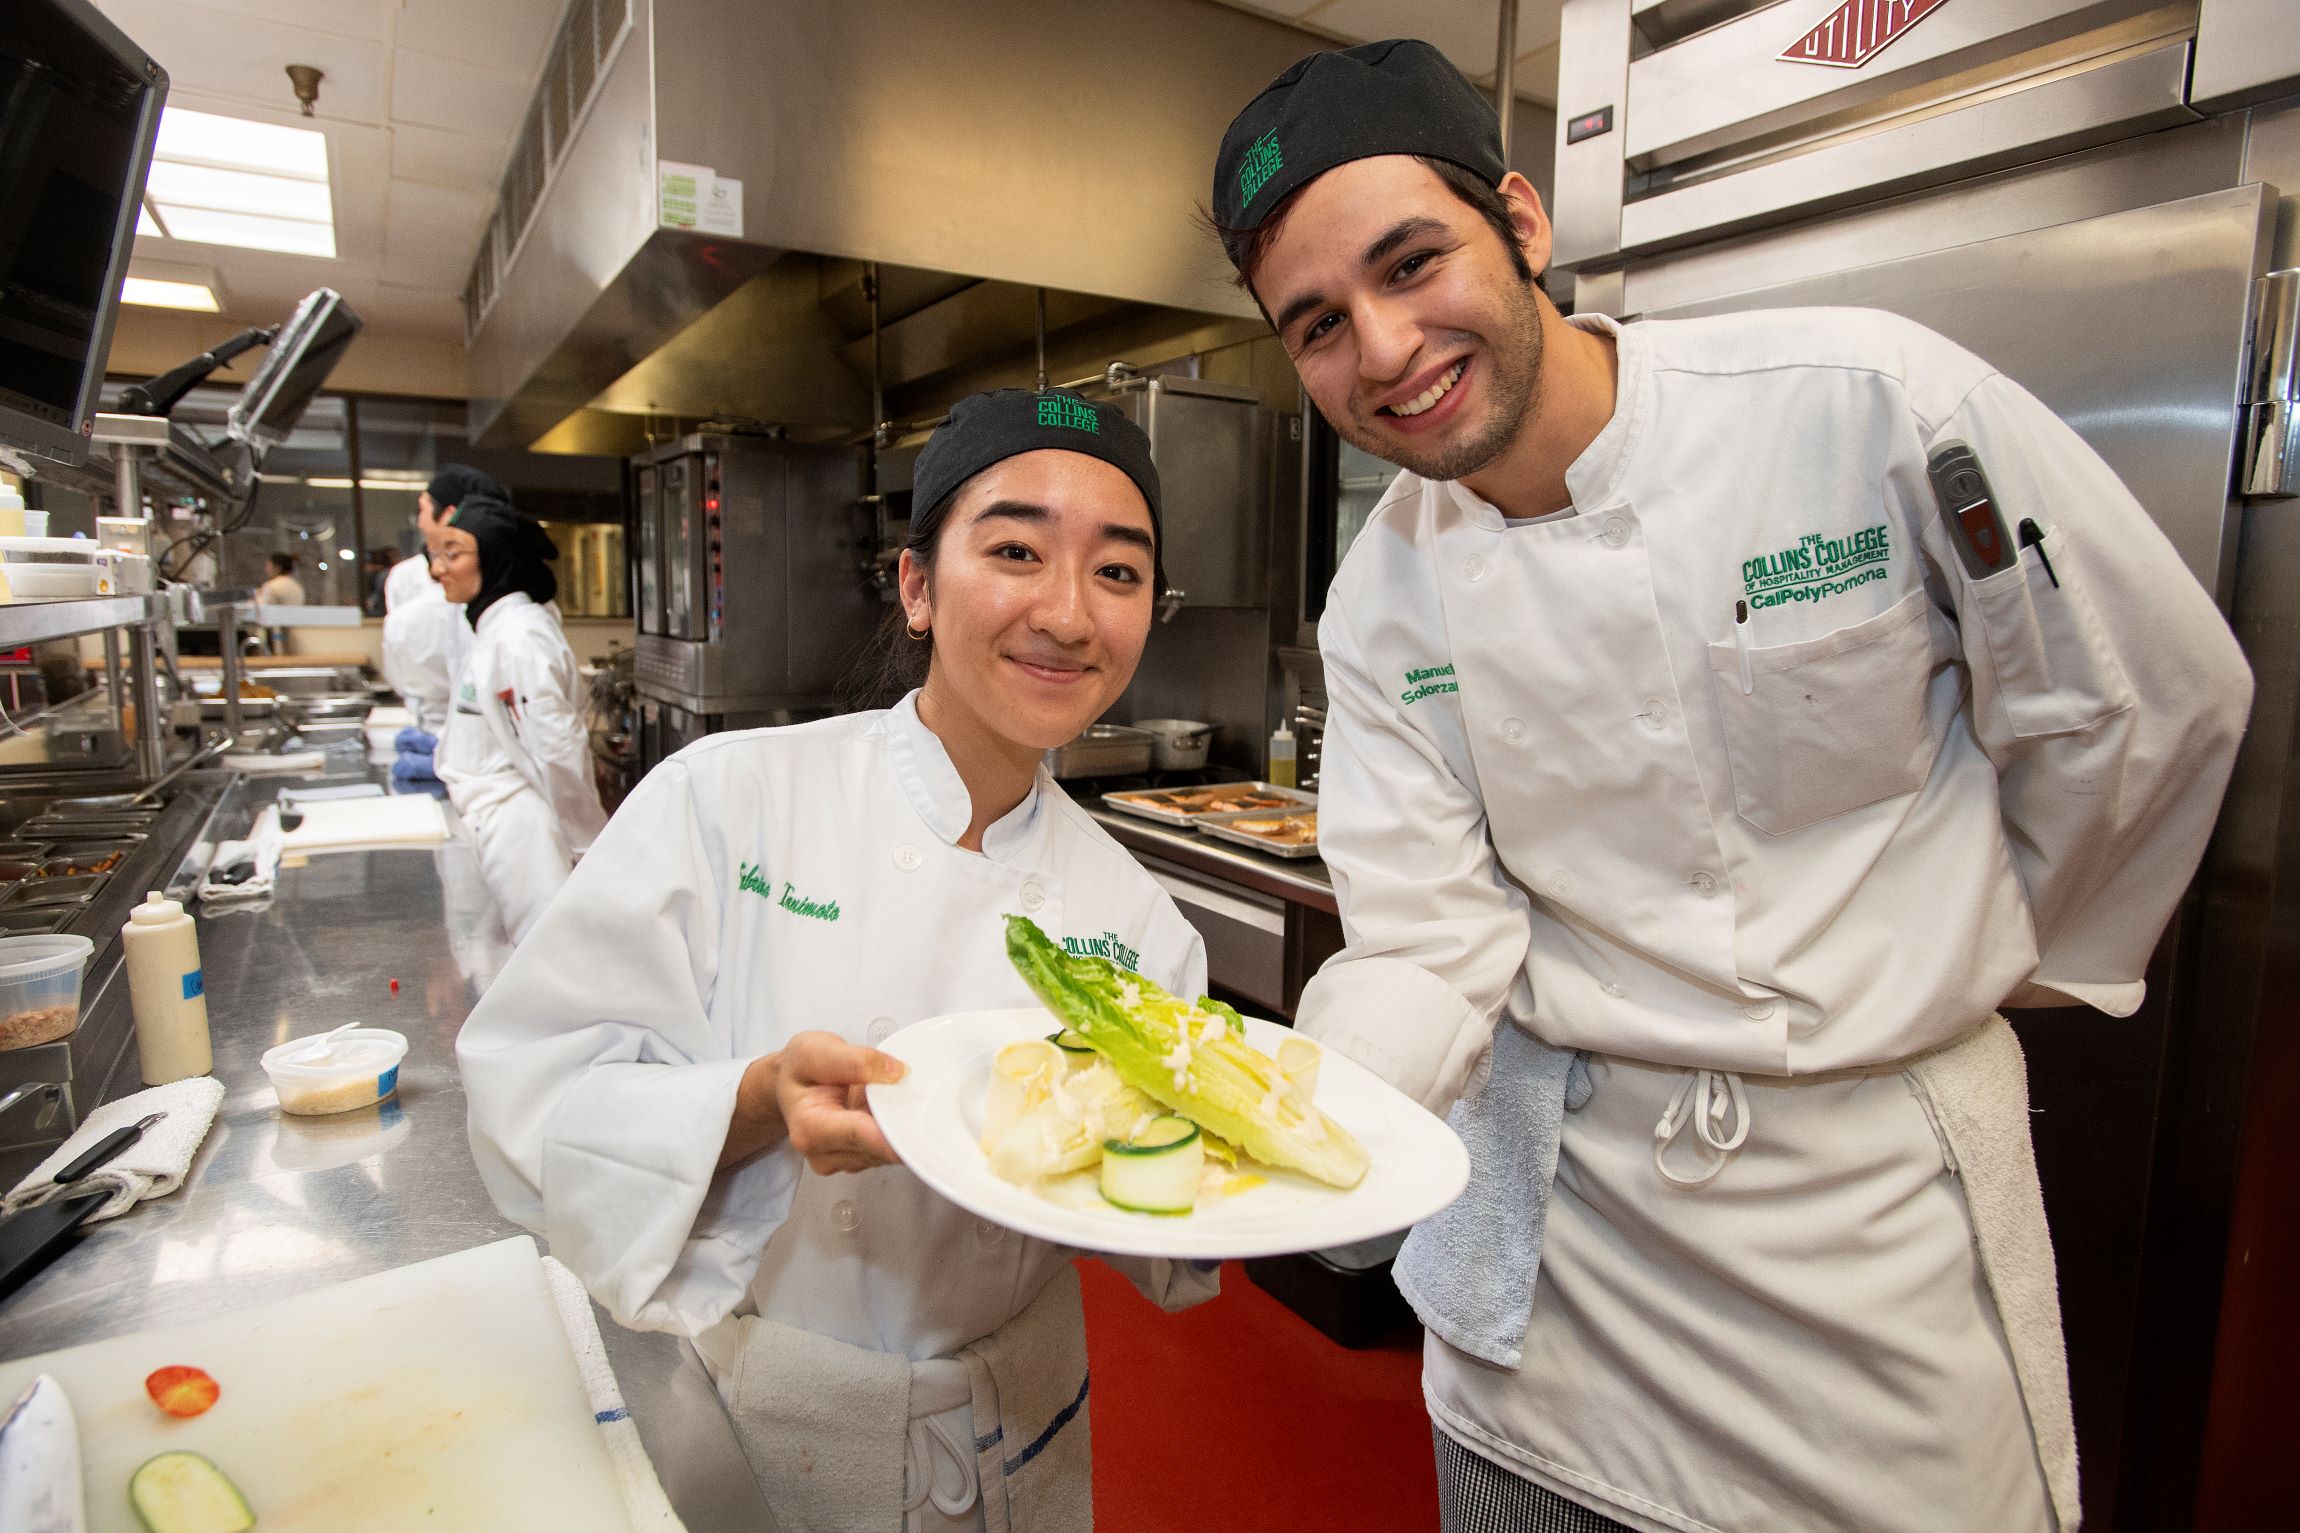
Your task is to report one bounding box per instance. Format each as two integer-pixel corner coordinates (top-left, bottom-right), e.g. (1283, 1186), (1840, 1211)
(155, 108), (329, 179)
(149, 206), (337, 259)
(142, 107), (337, 260)
(121, 277), (220, 312)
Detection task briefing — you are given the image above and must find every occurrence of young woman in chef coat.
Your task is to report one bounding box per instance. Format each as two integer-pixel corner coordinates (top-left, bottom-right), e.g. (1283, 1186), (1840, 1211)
(429, 495), (607, 942)
(458, 388), (1215, 1533)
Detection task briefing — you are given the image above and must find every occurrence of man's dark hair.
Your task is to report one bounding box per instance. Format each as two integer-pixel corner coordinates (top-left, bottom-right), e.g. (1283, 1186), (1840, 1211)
(1214, 156), (1536, 300)
(266, 552), (296, 576)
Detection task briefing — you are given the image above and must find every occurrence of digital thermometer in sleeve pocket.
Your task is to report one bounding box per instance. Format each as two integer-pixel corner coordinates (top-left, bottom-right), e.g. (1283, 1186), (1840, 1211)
(1927, 440), (2016, 580)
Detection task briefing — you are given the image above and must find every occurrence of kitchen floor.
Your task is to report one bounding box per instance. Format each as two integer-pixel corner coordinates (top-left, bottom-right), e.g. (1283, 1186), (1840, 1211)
(1081, 1258), (1438, 1531)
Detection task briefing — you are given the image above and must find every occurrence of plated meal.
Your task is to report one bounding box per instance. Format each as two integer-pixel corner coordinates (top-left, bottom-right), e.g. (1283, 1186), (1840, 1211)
(867, 920), (1470, 1260)
(988, 915), (1364, 1217)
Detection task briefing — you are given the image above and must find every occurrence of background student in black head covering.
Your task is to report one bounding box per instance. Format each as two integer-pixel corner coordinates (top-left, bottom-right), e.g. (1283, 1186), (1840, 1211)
(427, 494), (605, 941)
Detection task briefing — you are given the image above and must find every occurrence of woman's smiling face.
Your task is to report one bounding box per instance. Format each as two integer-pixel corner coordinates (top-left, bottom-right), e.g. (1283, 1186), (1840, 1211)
(430, 525), (483, 604)
(901, 449), (1158, 752)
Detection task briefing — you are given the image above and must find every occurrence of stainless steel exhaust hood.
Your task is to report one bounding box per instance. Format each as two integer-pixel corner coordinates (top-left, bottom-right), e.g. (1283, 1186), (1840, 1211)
(465, 0), (1323, 450)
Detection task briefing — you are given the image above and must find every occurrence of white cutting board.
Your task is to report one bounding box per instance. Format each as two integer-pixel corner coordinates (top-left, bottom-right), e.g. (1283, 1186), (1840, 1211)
(0, 1237), (637, 1532)
(280, 792), (449, 852)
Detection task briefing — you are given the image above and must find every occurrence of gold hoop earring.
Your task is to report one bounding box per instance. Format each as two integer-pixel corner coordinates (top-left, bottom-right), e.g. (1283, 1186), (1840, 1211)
(905, 622), (929, 641)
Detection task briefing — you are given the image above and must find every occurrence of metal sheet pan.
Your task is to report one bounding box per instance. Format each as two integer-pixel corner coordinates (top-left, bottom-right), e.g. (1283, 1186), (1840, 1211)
(1100, 782), (1317, 826)
(1192, 806), (1321, 859)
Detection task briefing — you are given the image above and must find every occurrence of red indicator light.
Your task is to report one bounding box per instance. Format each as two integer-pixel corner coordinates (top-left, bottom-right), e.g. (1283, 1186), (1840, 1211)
(705, 497), (720, 511)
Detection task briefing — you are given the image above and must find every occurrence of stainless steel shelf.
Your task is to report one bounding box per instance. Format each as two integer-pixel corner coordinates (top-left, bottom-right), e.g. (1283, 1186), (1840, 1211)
(0, 595), (158, 648)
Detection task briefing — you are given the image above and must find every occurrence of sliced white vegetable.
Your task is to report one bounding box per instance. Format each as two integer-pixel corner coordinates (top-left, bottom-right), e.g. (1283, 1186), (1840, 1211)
(982, 1038), (1060, 1151)
(1276, 1035), (1322, 1099)
(1100, 1116), (1204, 1215)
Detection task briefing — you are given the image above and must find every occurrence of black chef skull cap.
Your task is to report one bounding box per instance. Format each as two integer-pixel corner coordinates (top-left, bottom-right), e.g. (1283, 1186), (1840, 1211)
(424, 463), (506, 514)
(1211, 39), (1505, 254)
(909, 387), (1163, 592)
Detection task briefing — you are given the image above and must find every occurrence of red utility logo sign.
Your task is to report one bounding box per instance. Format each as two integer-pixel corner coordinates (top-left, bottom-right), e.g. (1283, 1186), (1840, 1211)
(1781, 0), (1948, 69)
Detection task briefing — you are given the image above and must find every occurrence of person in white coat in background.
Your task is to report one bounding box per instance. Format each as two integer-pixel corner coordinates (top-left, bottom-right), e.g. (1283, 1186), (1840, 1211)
(458, 387), (1217, 1533)
(430, 494), (606, 942)
(381, 465), (497, 787)
(1206, 41), (2253, 1533)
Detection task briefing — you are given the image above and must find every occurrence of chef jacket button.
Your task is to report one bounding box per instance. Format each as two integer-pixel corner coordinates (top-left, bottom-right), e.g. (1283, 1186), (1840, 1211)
(1744, 1000), (1778, 1022)
(1501, 717), (1527, 745)
(976, 1219), (1006, 1247)
(867, 1016), (897, 1045)
(1463, 554), (1487, 582)
(1638, 698), (1667, 729)
(893, 844), (923, 872)
(1020, 881), (1046, 912)
(1689, 870), (1720, 897)
(1546, 872), (1570, 898)
(831, 1199), (861, 1233)
(1602, 981), (1626, 998)
(1600, 516), (1631, 548)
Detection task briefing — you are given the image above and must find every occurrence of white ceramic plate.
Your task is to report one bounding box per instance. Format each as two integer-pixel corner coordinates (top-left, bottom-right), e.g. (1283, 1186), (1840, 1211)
(867, 1007), (1469, 1259)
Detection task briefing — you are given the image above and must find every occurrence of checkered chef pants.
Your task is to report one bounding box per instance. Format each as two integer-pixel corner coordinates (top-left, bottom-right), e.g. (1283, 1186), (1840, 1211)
(1436, 1429), (1638, 1533)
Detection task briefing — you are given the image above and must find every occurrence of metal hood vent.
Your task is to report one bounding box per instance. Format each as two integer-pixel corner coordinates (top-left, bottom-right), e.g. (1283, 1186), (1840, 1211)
(465, 0), (1322, 451)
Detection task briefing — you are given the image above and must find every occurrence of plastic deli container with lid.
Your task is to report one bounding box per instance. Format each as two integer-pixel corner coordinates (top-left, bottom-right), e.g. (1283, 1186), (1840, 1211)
(0, 934), (94, 1050)
(261, 1027), (408, 1116)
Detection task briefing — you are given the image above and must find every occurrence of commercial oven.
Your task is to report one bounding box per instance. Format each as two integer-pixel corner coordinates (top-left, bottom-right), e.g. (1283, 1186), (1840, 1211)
(1544, 1), (2300, 1524)
(629, 433), (877, 773)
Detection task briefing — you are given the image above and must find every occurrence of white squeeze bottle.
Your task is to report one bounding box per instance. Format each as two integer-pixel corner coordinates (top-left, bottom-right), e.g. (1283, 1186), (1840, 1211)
(122, 891), (212, 1083)
(1267, 723), (1297, 789)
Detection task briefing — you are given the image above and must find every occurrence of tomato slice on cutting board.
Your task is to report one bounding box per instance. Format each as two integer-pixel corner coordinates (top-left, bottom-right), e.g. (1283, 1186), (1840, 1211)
(144, 1365), (220, 1418)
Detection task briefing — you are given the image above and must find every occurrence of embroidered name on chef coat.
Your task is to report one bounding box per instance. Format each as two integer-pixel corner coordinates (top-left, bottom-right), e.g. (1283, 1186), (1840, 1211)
(1400, 663), (1458, 706)
(1740, 523), (1893, 610)
(1061, 931), (1141, 972)
(737, 860), (840, 921)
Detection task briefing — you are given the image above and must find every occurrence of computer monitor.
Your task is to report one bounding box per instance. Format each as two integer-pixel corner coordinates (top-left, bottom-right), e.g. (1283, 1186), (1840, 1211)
(0, 0), (167, 465)
(226, 287), (361, 456)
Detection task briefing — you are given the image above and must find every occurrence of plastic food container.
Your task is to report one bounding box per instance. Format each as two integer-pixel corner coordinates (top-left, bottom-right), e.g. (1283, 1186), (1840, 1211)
(0, 934), (94, 1050)
(261, 1027), (408, 1116)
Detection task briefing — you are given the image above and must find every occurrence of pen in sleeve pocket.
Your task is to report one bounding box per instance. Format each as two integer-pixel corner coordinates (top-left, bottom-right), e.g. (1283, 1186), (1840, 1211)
(2017, 519), (2059, 588)
(1733, 600), (1754, 695)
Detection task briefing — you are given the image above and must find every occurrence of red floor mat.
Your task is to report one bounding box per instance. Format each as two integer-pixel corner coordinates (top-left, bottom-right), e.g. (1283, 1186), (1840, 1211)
(1080, 1258), (1438, 1532)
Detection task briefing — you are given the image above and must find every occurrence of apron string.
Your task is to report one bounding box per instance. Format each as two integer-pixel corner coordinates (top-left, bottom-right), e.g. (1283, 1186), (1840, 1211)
(1653, 1069), (1750, 1187)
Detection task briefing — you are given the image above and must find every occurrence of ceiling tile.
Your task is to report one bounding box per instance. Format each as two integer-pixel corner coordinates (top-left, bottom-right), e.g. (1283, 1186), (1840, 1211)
(392, 0), (567, 77)
(97, 0), (397, 43)
(383, 180), (492, 276)
(390, 123), (506, 194)
(390, 47), (532, 139)
(94, 0), (390, 124)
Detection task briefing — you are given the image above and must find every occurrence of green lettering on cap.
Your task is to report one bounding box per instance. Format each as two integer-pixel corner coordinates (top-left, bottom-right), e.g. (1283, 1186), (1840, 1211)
(1035, 396), (1101, 433)
(1239, 129), (1283, 208)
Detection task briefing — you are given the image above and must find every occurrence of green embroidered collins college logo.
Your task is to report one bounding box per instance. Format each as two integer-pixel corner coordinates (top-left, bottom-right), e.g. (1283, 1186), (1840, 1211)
(1239, 130), (1283, 208)
(1741, 523), (1892, 610)
(1036, 395), (1100, 433)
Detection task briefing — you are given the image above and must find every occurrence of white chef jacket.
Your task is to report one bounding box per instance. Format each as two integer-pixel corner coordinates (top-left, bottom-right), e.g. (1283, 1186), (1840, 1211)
(1301, 306), (2252, 1111)
(380, 556), (469, 736)
(456, 692), (1212, 1356)
(435, 591), (607, 940)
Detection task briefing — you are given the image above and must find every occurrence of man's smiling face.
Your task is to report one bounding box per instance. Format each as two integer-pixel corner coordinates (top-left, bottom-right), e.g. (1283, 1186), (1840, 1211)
(1253, 156), (1549, 483)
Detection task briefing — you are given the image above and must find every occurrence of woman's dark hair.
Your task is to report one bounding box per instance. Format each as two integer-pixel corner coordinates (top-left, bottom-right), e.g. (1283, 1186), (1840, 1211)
(266, 552), (296, 575)
(1214, 155), (1536, 298)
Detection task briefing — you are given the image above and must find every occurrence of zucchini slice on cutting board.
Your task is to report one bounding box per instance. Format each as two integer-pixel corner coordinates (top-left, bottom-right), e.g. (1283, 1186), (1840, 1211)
(130, 1451), (255, 1533)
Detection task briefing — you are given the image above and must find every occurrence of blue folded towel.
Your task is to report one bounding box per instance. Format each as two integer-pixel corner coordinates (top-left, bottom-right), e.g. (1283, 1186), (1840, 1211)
(1392, 1020), (1589, 1369)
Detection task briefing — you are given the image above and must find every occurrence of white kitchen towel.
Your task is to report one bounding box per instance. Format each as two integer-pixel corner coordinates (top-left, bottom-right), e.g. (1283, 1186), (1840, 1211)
(1906, 1016), (2082, 1533)
(219, 749), (328, 775)
(539, 1256), (688, 1533)
(3, 1076), (226, 1221)
(198, 805), (284, 905)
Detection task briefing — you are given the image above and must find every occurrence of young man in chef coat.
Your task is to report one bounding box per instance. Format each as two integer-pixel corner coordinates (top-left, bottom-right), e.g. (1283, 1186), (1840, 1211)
(1209, 40), (2253, 1533)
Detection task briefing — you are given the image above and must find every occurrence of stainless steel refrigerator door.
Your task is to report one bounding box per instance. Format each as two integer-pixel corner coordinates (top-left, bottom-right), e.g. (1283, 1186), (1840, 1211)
(1644, 183), (2277, 606)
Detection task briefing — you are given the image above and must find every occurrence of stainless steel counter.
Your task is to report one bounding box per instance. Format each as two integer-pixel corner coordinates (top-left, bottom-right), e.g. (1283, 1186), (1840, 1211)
(0, 772), (776, 1533)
